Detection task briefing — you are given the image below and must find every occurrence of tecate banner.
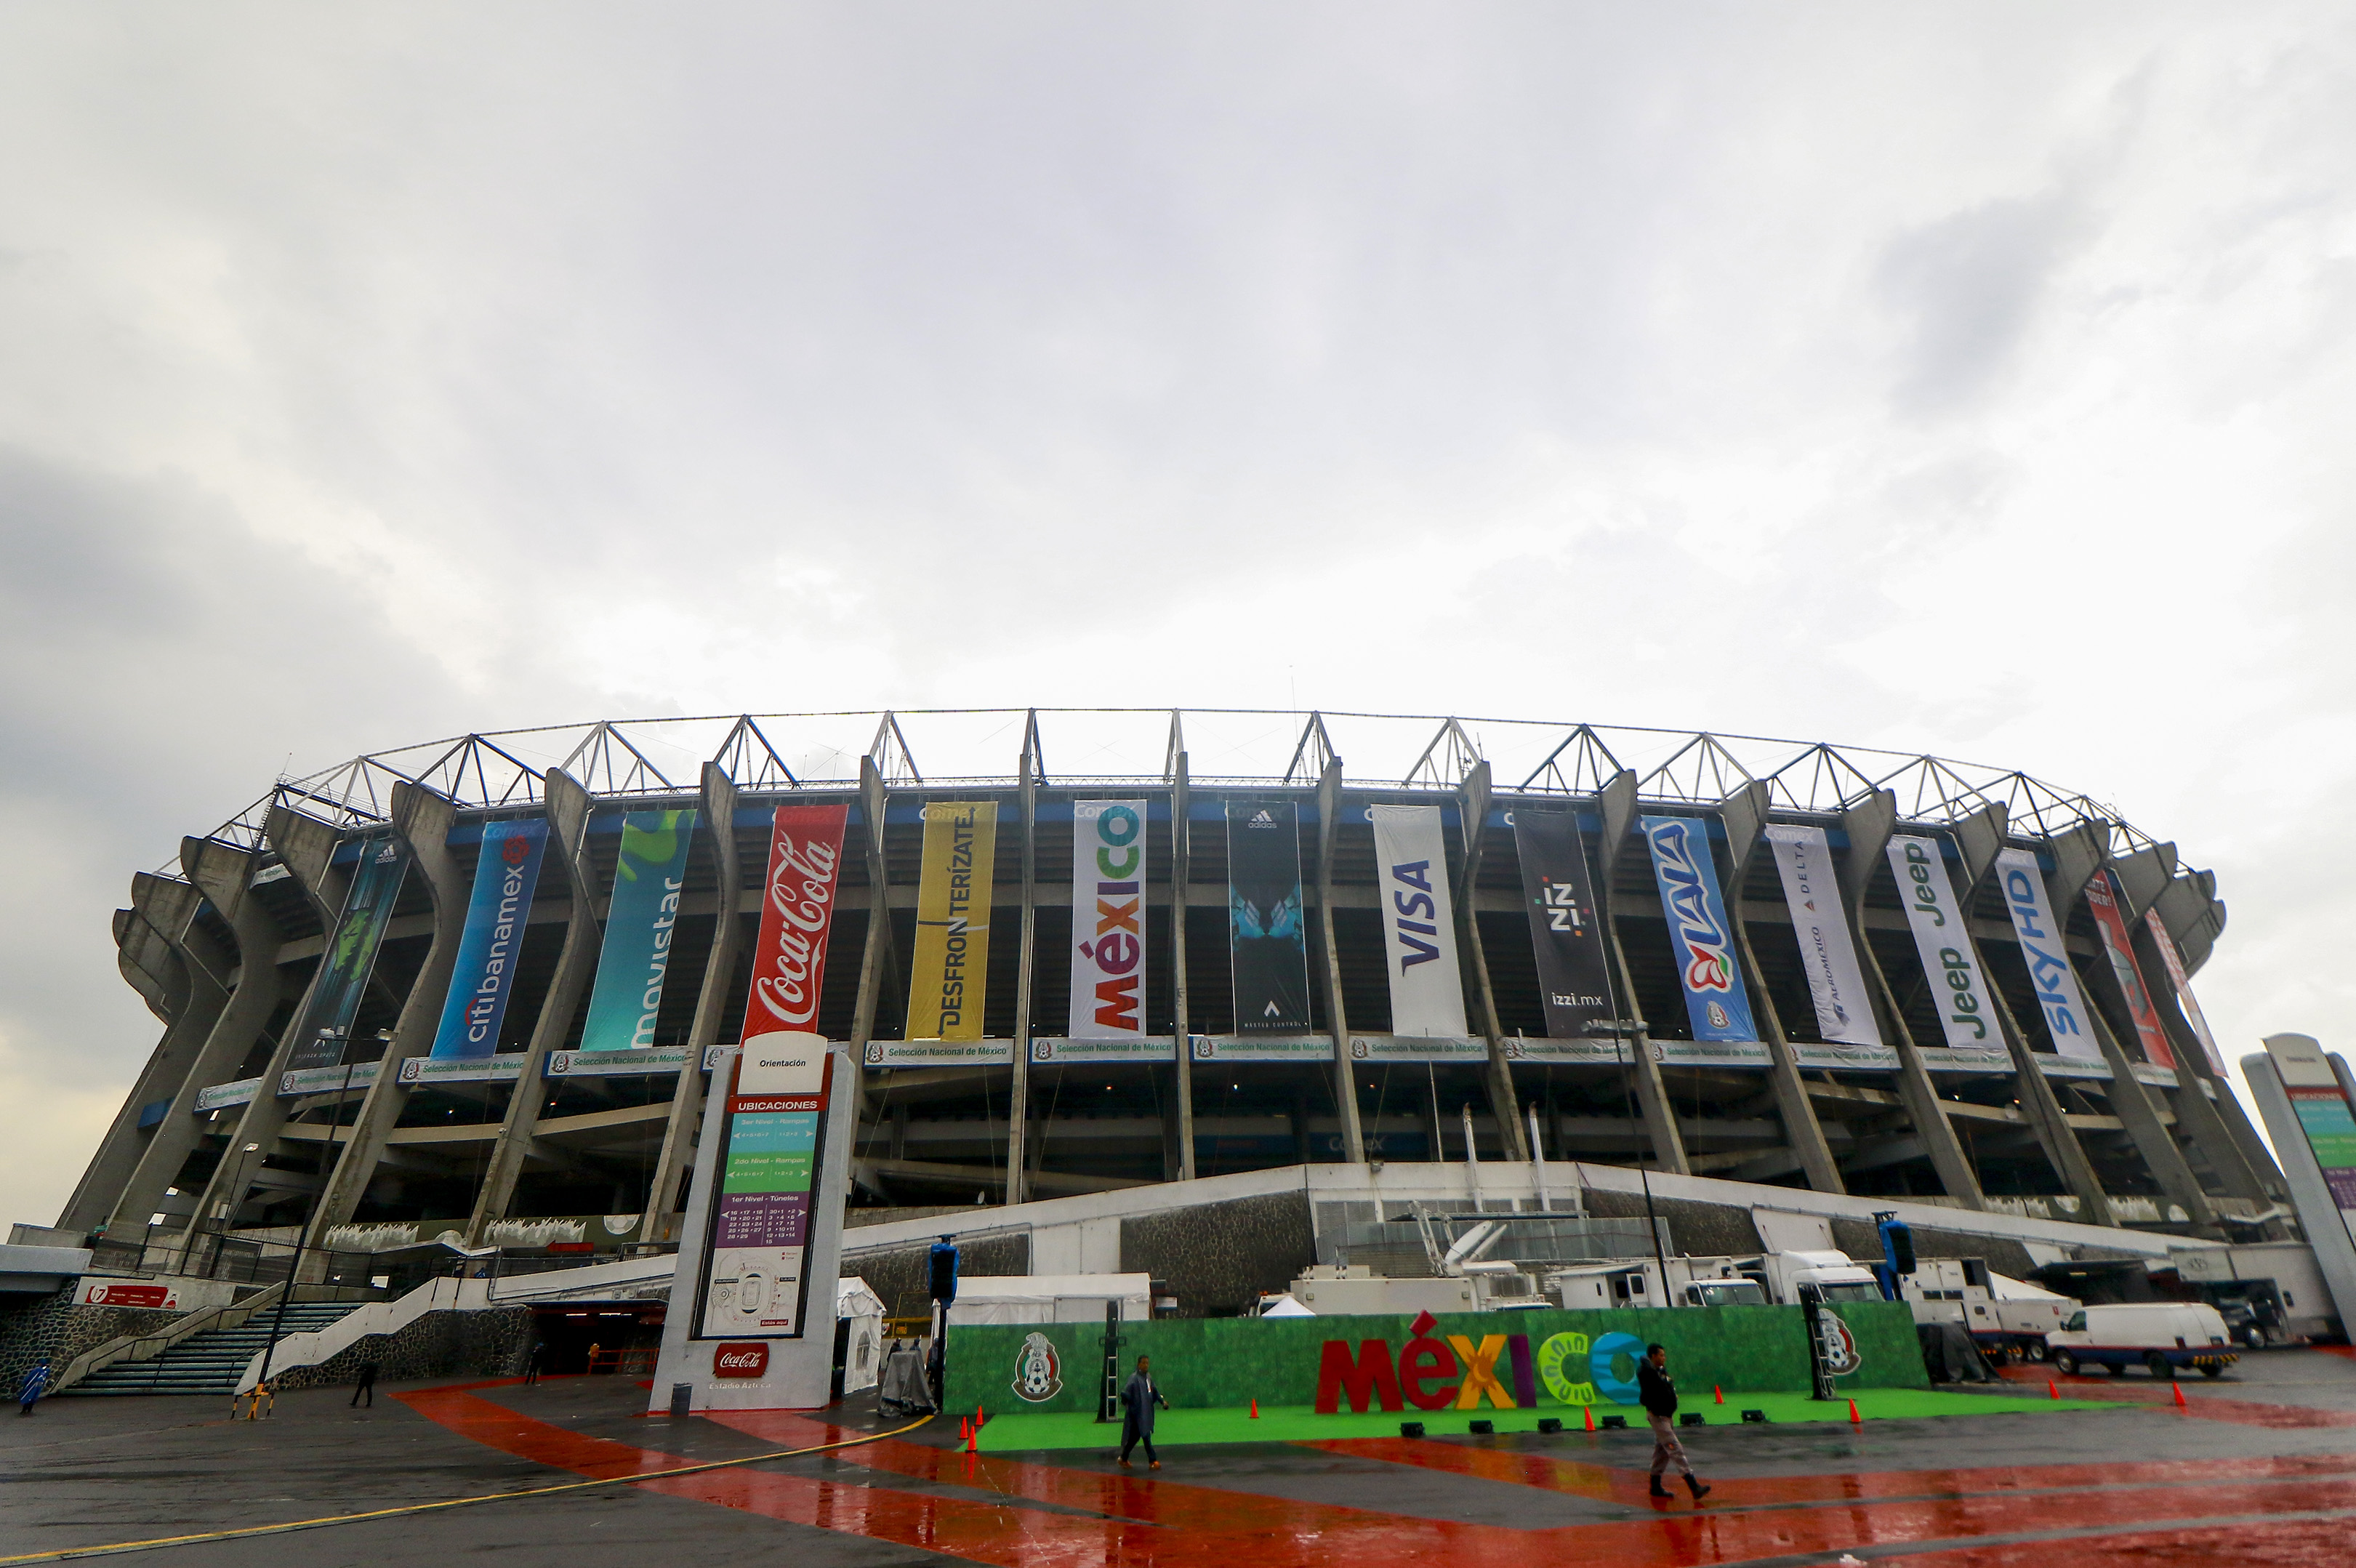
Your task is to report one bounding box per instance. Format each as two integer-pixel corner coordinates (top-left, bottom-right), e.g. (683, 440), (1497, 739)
(430, 819), (549, 1058)
(1367, 805), (1468, 1040)
(2144, 910), (2226, 1074)
(1763, 824), (1881, 1048)
(1229, 801), (1310, 1034)
(1995, 848), (2101, 1061)
(1511, 808), (1615, 1040)
(700, 1043), (830, 1339)
(1069, 800), (1148, 1040)
(738, 803), (849, 1055)
(2086, 869), (2174, 1069)
(1639, 816), (1757, 1043)
(577, 809), (699, 1052)
(1885, 835), (1999, 1050)
(285, 835), (410, 1072)
(906, 802), (997, 1041)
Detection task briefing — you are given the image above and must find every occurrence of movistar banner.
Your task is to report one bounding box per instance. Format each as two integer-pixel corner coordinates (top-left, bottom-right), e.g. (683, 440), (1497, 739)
(1639, 816), (1756, 1043)
(1995, 848), (2101, 1061)
(1368, 805), (1467, 1039)
(1229, 801), (1310, 1035)
(2144, 910), (2226, 1074)
(1763, 824), (1881, 1048)
(1885, 835), (1998, 1050)
(1069, 800), (1148, 1040)
(2086, 869), (2174, 1069)
(284, 835), (411, 1072)
(578, 810), (699, 1052)
(1511, 807), (1614, 1039)
(430, 819), (549, 1058)
(906, 802), (998, 1041)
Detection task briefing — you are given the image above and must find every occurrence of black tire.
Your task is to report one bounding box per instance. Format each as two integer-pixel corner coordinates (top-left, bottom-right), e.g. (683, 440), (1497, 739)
(2200, 1364), (2225, 1379)
(2145, 1351), (2174, 1379)
(2052, 1349), (2078, 1376)
(2025, 1341), (2048, 1363)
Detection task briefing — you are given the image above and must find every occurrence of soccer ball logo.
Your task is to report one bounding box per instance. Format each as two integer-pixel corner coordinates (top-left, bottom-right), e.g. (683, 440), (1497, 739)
(1012, 1332), (1062, 1402)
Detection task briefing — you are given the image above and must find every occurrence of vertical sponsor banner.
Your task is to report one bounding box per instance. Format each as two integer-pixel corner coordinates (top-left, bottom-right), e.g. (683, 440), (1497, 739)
(285, 835), (411, 1072)
(2266, 1038), (2356, 1228)
(739, 803), (849, 1052)
(1639, 816), (1756, 1042)
(905, 803), (998, 1041)
(1763, 824), (1881, 1048)
(1368, 805), (1467, 1039)
(1229, 801), (1310, 1034)
(2085, 869), (2174, 1069)
(1885, 835), (1998, 1050)
(1511, 808), (1614, 1038)
(578, 810), (700, 1052)
(2144, 910), (2227, 1075)
(1069, 800), (1148, 1040)
(1995, 848), (2101, 1061)
(430, 820), (550, 1058)
(699, 1042), (831, 1338)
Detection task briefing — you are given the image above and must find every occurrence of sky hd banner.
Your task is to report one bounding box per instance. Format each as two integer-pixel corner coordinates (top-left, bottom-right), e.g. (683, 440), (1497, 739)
(1069, 800), (1148, 1040)
(284, 835), (411, 1072)
(1885, 835), (1999, 1051)
(429, 819), (548, 1059)
(906, 802), (997, 1040)
(1763, 824), (1881, 1048)
(1639, 815), (1757, 1042)
(578, 809), (699, 1052)
(1511, 807), (1614, 1039)
(1229, 800), (1310, 1034)
(1995, 847), (2102, 1061)
(1367, 804), (1468, 1039)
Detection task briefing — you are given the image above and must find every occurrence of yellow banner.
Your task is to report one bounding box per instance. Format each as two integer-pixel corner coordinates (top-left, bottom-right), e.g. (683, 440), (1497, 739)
(905, 801), (998, 1041)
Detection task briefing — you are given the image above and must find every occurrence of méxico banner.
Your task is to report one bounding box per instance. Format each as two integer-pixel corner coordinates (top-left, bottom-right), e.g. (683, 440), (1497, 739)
(698, 1042), (832, 1339)
(2144, 909), (2226, 1074)
(1763, 824), (1881, 1048)
(1995, 848), (2101, 1061)
(1639, 815), (1757, 1042)
(1229, 801), (1310, 1035)
(285, 835), (411, 1072)
(430, 819), (550, 1058)
(739, 803), (849, 1050)
(1512, 807), (1614, 1038)
(906, 802), (998, 1040)
(1885, 835), (1998, 1050)
(2086, 869), (2174, 1069)
(1069, 800), (1149, 1040)
(578, 810), (699, 1052)
(1367, 805), (1468, 1039)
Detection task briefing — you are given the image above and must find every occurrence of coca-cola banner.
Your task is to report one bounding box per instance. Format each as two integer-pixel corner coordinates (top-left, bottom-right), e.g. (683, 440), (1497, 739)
(1510, 806), (1614, 1039)
(2144, 909), (2227, 1074)
(738, 803), (849, 1050)
(2087, 869), (2174, 1069)
(1763, 824), (1881, 1048)
(1367, 805), (1468, 1039)
(1069, 800), (1149, 1040)
(906, 802), (998, 1041)
(1639, 815), (1757, 1043)
(1995, 848), (2102, 1061)
(698, 1043), (832, 1339)
(1885, 835), (1999, 1050)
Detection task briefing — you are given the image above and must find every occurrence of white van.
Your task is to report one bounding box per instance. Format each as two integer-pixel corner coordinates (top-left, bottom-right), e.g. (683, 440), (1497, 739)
(2045, 1303), (2239, 1378)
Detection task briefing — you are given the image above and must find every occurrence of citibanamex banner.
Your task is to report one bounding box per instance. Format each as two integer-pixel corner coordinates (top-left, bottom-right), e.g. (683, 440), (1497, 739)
(578, 809), (699, 1051)
(1763, 824), (1881, 1048)
(284, 835), (410, 1072)
(2144, 909), (2226, 1074)
(906, 802), (998, 1041)
(429, 819), (549, 1059)
(738, 803), (849, 1050)
(2086, 869), (2174, 1069)
(1069, 800), (1149, 1040)
(1995, 848), (2101, 1061)
(1229, 801), (1310, 1034)
(1367, 805), (1468, 1039)
(1511, 807), (1615, 1040)
(1639, 815), (1756, 1042)
(1885, 835), (1998, 1050)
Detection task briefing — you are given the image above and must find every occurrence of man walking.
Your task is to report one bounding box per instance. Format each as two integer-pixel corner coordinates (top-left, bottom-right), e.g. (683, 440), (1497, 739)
(18, 1358), (50, 1416)
(1117, 1354), (1169, 1470)
(523, 1341), (546, 1386)
(350, 1359), (379, 1408)
(1636, 1344), (1709, 1501)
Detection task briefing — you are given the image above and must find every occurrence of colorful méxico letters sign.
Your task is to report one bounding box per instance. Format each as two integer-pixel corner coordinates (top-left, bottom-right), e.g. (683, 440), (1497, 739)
(1995, 848), (2101, 1061)
(1639, 815), (1757, 1042)
(1885, 835), (2000, 1050)
(1367, 805), (1468, 1039)
(698, 1042), (832, 1338)
(2144, 910), (2227, 1074)
(906, 803), (997, 1040)
(1228, 801), (1310, 1034)
(739, 803), (849, 1050)
(1763, 824), (1881, 1048)
(578, 809), (699, 1052)
(2086, 869), (2174, 1069)
(1511, 808), (1615, 1039)
(429, 819), (550, 1059)
(285, 835), (411, 1072)
(1069, 800), (1149, 1040)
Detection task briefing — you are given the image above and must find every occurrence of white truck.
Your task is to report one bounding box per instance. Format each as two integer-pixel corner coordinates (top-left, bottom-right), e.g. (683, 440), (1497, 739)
(2045, 1302), (2240, 1379)
(2168, 1243), (2339, 1346)
(1900, 1259), (2078, 1362)
(1542, 1250), (1875, 1311)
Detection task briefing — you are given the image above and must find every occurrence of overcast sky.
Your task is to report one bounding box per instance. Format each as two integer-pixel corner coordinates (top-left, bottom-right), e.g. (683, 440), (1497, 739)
(4, 4), (2352, 1229)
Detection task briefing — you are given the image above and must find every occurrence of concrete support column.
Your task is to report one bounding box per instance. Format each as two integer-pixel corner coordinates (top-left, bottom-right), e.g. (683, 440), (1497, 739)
(1314, 760), (1367, 1163)
(1170, 753), (1196, 1181)
(643, 763), (742, 1241)
(845, 758), (897, 1153)
(1454, 760), (1529, 1162)
(2123, 914), (2280, 1207)
(1597, 769), (1688, 1175)
(1006, 725), (1040, 1205)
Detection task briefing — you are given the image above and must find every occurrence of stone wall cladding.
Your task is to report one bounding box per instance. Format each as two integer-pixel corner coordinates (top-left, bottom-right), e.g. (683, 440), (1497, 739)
(1578, 1190), (1765, 1258)
(1121, 1191), (1316, 1318)
(268, 1307), (535, 1391)
(0, 1287), (181, 1394)
(1828, 1218), (2041, 1279)
(848, 1232), (1032, 1322)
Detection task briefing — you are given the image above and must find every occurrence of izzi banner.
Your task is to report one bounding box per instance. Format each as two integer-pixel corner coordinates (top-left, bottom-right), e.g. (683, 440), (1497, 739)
(2086, 869), (2174, 1069)
(698, 1045), (832, 1340)
(740, 803), (849, 1051)
(1884, 835), (1999, 1050)
(1995, 848), (2101, 1061)
(2144, 910), (2227, 1074)
(1511, 808), (1614, 1039)
(1228, 802), (1311, 1035)
(285, 835), (411, 1072)
(578, 810), (699, 1052)
(1069, 800), (1148, 1040)
(906, 802), (998, 1040)
(430, 819), (549, 1058)
(1367, 805), (1468, 1039)
(1639, 816), (1757, 1043)
(1763, 824), (1881, 1048)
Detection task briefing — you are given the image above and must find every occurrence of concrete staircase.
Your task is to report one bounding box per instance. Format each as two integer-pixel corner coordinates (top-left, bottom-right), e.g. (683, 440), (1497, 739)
(68, 1303), (361, 1396)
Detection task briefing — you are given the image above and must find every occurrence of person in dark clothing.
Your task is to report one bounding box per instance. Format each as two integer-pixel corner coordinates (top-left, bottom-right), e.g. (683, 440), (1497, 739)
(1117, 1355), (1169, 1469)
(19, 1359), (50, 1415)
(350, 1360), (379, 1408)
(523, 1342), (546, 1386)
(1636, 1345), (1708, 1501)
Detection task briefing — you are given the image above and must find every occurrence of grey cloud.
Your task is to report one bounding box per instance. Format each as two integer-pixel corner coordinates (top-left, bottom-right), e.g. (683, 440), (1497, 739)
(1877, 189), (2086, 417)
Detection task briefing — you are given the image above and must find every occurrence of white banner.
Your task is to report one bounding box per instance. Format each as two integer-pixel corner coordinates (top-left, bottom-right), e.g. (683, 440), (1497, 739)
(1069, 800), (1149, 1040)
(1030, 1036), (1176, 1064)
(1367, 805), (1469, 1038)
(1501, 1037), (1773, 1070)
(1885, 835), (2002, 1052)
(1994, 848), (2102, 1061)
(1189, 1034), (1333, 1063)
(1763, 824), (1882, 1048)
(1347, 1033), (1487, 1064)
(862, 1038), (1015, 1068)
(547, 1047), (698, 1078)
(194, 1077), (261, 1112)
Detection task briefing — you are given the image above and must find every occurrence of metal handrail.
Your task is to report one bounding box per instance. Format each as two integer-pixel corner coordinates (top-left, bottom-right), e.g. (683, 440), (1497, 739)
(52, 1283), (287, 1393)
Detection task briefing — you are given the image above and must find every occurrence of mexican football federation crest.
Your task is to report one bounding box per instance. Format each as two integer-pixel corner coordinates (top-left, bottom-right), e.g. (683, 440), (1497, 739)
(1013, 1331), (1063, 1403)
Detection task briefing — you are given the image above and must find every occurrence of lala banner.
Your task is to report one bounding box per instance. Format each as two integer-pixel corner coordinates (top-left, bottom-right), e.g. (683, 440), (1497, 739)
(1639, 815), (1757, 1043)
(699, 1043), (832, 1339)
(1512, 808), (1615, 1039)
(2086, 869), (2175, 1069)
(1229, 801), (1311, 1035)
(1069, 800), (1149, 1040)
(1368, 805), (1468, 1039)
(430, 819), (549, 1058)
(906, 802), (998, 1040)
(1995, 848), (2101, 1061)
(1763, 824), (1881, 1048)
(285, 835), (411, 1072)
(2144, 909), (2227, 1074)
(577, 810), (699, 1053)
(1885, 835), (1998, 1050)
(739, 803), (849, 1051)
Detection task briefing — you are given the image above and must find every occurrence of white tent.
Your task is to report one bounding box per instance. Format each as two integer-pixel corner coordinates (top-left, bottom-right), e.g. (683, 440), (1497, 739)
(838, 1276), (888, 1395)
(944, 1274), (1153, 1327)
(1258, 1294), (1316, 1318)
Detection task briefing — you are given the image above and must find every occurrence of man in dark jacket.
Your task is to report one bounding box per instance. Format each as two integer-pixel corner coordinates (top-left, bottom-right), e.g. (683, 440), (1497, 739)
(1117, 1355), (1169, 1469)
(1636, 1344), (1708, 1501)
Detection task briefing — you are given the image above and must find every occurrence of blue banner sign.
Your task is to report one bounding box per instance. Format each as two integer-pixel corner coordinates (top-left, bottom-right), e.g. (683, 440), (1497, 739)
(1638, 815), (1758, 1043)
(429, 818), (549, 1058)
(578, 809), (699, 1051)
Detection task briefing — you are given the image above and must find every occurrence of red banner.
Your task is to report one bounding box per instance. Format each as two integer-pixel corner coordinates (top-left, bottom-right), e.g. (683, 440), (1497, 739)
(738, 803), (850, 1045)
(2086, 869), (2174, 1069)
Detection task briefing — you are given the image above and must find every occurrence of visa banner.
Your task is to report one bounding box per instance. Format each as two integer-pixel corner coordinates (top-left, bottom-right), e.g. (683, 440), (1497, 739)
(1885, 835), (1998, 1050)
(1639, 815), (1756, 1042)
(578, 810), (699, 1052)
(2086, 869), (2174, 1069)
(1229, 801), (1311, 1035)
(284, 835), (411, 1072)
(2144, 910), (2226, 1075)
(1069, 800), (1148, 1040)
(739, 803), (849, 1051)
(1763, 824), (1881, 1048)
(1368, 805), (1468, 1039)
(906, 802), (997, 1041)
(1511, 807), (1615, 1039)
(429, 819), (548, 1058)
(1995, 848), (2102, 1061)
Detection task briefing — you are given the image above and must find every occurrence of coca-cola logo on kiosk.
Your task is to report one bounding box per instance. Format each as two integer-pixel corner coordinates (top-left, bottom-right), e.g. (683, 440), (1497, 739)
(713, 1342), (770, 1378)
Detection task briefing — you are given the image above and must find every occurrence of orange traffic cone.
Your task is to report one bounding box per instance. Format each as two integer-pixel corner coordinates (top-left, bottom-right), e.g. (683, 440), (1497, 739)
(2173, 1382), (2188, 1409)
(960, 1417), (970, 1442)
(1713, 1386), (1723, 1404)
(1847, 1399), (1861, 1426)
(1250, 1399), (1259, 1418)
(967, 1422), (978, 1454)
(2048, 1380), (2059, 1400)
(977, 1403), (986, 1427)
(1583, 1404), (1594, 1432)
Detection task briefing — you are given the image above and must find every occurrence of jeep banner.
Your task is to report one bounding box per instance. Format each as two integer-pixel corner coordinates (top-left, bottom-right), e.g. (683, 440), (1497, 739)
(2086, 869), (2174, 1069)
(284, 835), (410, 1072)
(905, 802), (997, 1040)
(1367, 804), (1468, 1039)
(577, 809), (699, 1052)
(697, 1043), (832, 1339)
(1884, 835), (1999, 1050)
(1639, 815), (1757, 1043)
(1228, 801), (1311, 1035)
(429, 818), (550, 1058)
(1069, 800), (1149, 1040)
(738, 803), (849, 1056)
(2144, 910), (2227, 1074)
(1511, 807), (1615, 1040)
(1995, 848), (2102, 1061)
(1763, 824), (1881, 1048)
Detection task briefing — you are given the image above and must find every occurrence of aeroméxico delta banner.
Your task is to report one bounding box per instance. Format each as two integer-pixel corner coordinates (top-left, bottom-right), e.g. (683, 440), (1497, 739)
(1368, 805), (1468, 1039)
(1885, 835), (1999, 1050)
(740, 803), (849, 1049)
(1229, 801), (1310, 1034)
(1069, 800), (1149, 1040)
(578, 809), (699, 1052)
(1639, 815), (1756, 1042)
(2086, 869), (2174, 1069)
(2144, 909), (2227, 1074)
(906, 802), (997, 1041)
(1512, 808), (1614, 1038)
(430, 819), (549, 1058)
(1995, 848), (2101, 1061)
(285, 835), (412, 1072)
(1763, 824), (1881, 1048)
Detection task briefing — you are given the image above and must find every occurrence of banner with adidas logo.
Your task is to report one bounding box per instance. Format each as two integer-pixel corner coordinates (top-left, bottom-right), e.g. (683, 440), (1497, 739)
(1226, 800), (1310, 1034)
